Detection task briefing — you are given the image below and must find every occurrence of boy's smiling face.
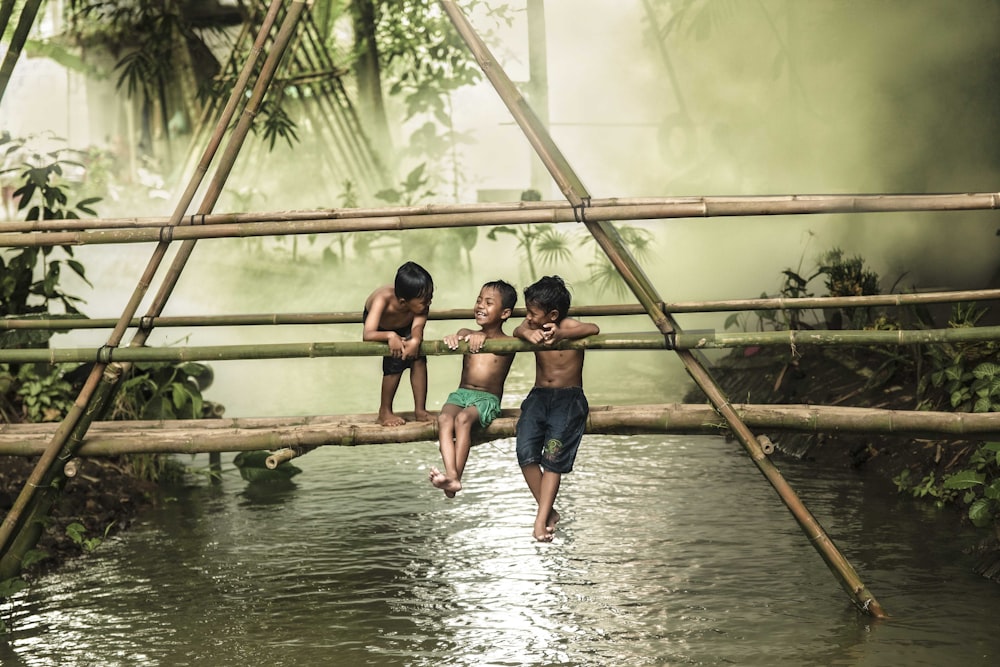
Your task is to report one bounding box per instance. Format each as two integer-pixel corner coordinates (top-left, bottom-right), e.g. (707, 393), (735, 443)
(474, 286), (511, 327)
(523, 302), (558, 330)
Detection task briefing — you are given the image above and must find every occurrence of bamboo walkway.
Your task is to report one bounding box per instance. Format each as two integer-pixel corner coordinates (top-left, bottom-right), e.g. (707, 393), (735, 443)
(5, 0), (1000, 619)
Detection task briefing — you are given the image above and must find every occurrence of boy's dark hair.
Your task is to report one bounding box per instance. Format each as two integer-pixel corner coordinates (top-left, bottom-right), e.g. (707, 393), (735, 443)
(483, 279), (517, 311)
(395, 261), (434, 300)
(523, 275), (570, 321)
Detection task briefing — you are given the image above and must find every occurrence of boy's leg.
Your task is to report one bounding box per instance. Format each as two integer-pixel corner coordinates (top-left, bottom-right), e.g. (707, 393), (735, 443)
(378, 371), (405, 426)
(431, 403), (463, 497)
(452, 406), (479, 482)
(410, 358), (431, 421)
(534, 470), (562, 542)
(521, 464), (561, 541)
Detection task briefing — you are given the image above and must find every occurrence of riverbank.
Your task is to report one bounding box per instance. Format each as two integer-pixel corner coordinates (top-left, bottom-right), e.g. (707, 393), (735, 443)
(0, 456), (159, 580)
(687, 343), (1000, 581)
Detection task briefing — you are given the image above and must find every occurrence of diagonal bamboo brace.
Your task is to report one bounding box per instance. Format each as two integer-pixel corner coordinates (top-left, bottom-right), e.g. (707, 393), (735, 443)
(439, 0), (886, 617)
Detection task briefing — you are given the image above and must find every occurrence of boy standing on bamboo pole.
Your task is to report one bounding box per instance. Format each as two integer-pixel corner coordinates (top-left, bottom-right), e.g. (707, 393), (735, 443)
(430, 280), (518, 497)
(363, 261), (435, 426)
(513, 276), (599, 542)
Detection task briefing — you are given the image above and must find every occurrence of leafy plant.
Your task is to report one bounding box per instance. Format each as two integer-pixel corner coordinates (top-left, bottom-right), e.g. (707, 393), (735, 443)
(584, 224), (655, 298)
(0, 133), (98, 321)
(65, 521), (114, 552)
(6, 363), (76, 422)
(112, 360), (214, 421)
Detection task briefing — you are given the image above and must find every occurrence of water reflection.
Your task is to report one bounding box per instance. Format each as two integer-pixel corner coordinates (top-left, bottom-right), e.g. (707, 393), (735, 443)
(5, 436), (1000, 666)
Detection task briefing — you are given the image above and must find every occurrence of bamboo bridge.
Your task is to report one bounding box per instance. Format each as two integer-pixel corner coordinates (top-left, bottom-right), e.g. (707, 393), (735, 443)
(2, 0), (1000, 620)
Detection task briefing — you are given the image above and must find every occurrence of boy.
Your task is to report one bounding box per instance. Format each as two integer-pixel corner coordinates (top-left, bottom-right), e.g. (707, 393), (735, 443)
(363, 261), (434, 426)
(513, 275), (599, 542)
(430, 280), (518, 498)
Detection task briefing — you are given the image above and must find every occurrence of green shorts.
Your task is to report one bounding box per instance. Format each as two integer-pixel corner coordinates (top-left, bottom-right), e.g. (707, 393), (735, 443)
(444, 387), (502, 428)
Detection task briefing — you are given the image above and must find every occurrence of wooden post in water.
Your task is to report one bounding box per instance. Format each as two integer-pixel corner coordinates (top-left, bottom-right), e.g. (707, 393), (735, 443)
(0, 0), (308, 576)
(438, 0), (887, 617)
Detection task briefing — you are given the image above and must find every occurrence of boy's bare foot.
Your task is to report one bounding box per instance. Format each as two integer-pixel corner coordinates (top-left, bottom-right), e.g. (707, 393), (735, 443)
(533, 518), (555, 542)
(413, 409), (433, 422)
(429, 466), (462, 498)
(377, 410), (405, 427)
(546, 509), (560, 531)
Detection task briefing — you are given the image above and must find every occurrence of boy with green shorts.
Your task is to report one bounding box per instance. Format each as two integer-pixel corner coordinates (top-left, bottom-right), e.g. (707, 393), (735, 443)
(429, 280), (518, 498)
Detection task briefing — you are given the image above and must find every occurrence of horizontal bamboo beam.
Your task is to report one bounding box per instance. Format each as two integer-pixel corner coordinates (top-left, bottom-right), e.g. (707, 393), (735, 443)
(0, 402), (995, 457)
(2, 191), (999, 247)
(4, 182), (999, 233)
(2, 325), (999, 364)
(4, 288), (999, 332)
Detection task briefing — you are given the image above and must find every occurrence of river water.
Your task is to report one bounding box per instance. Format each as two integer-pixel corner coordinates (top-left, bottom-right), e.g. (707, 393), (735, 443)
(3, 427), (1000, 665)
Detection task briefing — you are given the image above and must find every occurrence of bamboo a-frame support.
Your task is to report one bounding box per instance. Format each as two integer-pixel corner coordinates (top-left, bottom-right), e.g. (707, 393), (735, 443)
(438, 0), (887, 617)
(0, 0), (312, 577)
(6, 0), (998, 618)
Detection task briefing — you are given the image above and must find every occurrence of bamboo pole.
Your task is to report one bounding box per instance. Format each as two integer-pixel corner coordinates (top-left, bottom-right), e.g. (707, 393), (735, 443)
(3, 324), (1000, 364)
(0, 403), (997, 456)
(5, 288), (1000, 332)
(0, 0), (295, 570)
(0, 0), (43, 103)
(6, 191), (998, 234)
(439, 0), (886, 617)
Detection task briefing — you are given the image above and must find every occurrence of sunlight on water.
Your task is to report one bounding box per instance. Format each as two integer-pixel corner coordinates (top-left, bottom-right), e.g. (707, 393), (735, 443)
(5, 436), (1000, 666)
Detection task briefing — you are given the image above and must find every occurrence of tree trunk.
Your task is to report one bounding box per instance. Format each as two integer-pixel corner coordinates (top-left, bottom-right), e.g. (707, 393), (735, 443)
(349, 0), (393, 165)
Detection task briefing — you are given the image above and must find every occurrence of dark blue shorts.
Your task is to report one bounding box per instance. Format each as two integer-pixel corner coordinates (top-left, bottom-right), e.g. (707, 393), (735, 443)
(515, 386), (588, 474)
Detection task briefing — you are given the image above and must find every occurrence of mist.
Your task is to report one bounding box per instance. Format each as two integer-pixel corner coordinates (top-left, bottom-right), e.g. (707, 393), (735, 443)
(5, 1), (1000, 417)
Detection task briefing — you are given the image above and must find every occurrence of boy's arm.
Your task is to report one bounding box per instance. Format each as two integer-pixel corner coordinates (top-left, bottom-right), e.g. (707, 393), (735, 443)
(363, 295), (405, 356)
(550, 317), (600, 343)
(402, 313), (429, 359)
(513, 319), (547, 344)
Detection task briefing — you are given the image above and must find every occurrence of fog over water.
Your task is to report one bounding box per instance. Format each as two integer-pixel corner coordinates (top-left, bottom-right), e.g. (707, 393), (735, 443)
(5, 1), (1000, 416)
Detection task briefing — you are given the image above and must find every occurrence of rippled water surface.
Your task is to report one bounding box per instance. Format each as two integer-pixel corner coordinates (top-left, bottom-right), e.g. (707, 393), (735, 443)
(4, 433), (1000, 666)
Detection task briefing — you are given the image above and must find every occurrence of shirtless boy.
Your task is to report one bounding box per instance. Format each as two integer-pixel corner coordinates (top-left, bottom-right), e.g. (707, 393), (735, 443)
(430, 280), (517, 497)
(513, 275), (599, 542)
(363, 261), (434, 426)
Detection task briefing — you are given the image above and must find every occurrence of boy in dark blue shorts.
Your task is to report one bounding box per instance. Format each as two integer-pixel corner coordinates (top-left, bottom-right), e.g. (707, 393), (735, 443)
(513, 275), (599, 541)
(363, 261), (434, 426)
(429, 280), (518, 498)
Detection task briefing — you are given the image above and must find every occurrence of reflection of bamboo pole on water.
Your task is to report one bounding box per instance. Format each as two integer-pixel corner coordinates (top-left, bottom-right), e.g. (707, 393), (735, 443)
(4, 289), (1000, 332)
(439, 0), (886, 618)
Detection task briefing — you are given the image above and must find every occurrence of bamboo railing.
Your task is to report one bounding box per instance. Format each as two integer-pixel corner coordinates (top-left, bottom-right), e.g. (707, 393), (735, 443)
(3, 324), (1000, 364)
(3, 193), (998, 246)
(3, 289), (1000, 332)
(0, 403), (997, 458)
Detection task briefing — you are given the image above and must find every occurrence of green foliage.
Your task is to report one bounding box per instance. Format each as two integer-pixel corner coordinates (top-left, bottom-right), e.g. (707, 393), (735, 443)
(112, 361), (214, 421)
(584, 225), (656, 298)
(0, 363), (76, 423)
(918, 303), (999, 412)
(374, 162), (436, 205)
(65, 521), (114, 552)
(0, 133), (97, 321)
